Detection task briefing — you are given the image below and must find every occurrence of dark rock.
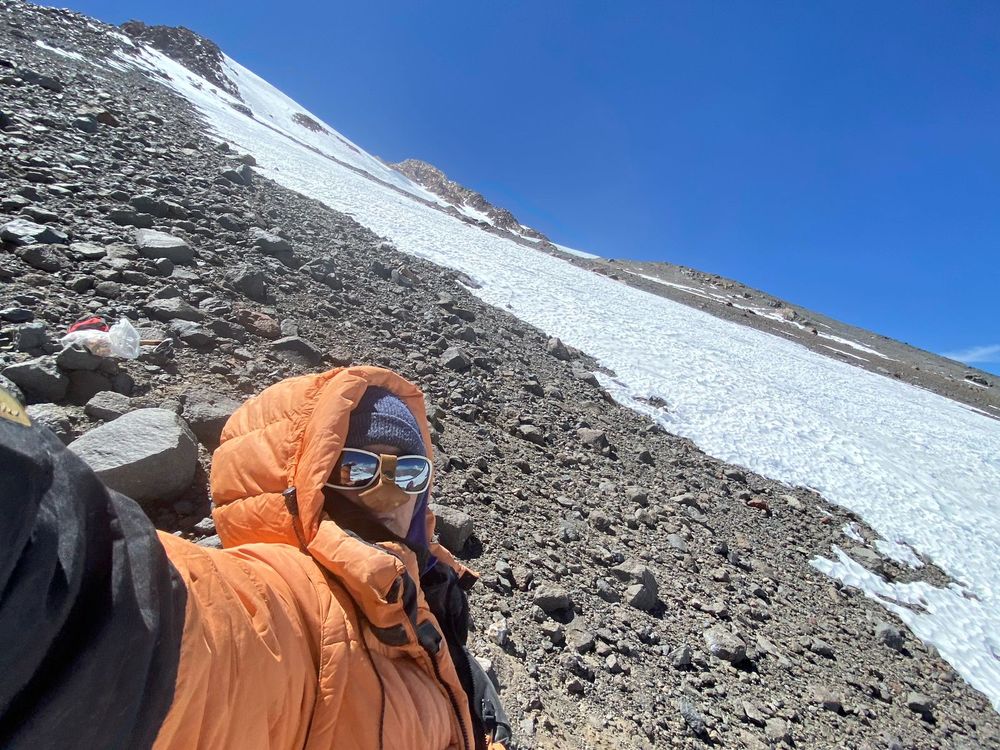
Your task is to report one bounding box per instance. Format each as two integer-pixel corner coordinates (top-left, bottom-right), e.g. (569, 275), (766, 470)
(16, 244), (64, 272)
(270, 336), (322, 365)
(56, 344), (104, 371)
(612, 560), (659, 612)
(577, 427), (609, 450)
(0, 308), (33, 323)
(108, 209), (155, 228)
(668, 644), (693, 669)
(677, 699), (707, 738)
(3, 356), (68, 403)
(217, 213), (248, 232)
(72, 113), (98, 133)
(19, 68), (63, 91)
(441, 346), (472, 371)
(229, 267), (268, 302)
(12, 321), (48, 352)
(808, 638), (836, 658)
(906, 691), (935, 720)
(874, 621), (905, 652)
(66, 370), (113, 405)
(546, 337), (574, 361)
(129, 194), (172, 218)
(516, 424), (546, 446)
(220, 164), (253, 185)
(170, 320), (215, 348)
(811, 685), (844, 714)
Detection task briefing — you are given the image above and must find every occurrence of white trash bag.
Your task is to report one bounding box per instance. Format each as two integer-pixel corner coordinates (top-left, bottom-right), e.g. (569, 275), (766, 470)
(60, 318), (142, 359)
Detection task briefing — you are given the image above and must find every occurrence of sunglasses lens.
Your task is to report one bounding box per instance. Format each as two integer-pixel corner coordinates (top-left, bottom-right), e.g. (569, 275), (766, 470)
(332, 449), (379, 489)
(394, 456), (431, 493)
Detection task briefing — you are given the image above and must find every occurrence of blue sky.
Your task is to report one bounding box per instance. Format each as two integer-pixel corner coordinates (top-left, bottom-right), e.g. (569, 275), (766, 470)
(60, 1), (1000, 374)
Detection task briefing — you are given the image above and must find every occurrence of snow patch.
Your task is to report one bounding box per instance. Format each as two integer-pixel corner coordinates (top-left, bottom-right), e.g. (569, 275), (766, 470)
(553, 242), (601, 260)
(875, 538), (924, 569)
(842, 522), (865, 542)
(34, 40), (86, 61)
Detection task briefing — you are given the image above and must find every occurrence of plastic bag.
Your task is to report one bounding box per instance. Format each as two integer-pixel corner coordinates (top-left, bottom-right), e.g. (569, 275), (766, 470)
(60, 318), (141, 359)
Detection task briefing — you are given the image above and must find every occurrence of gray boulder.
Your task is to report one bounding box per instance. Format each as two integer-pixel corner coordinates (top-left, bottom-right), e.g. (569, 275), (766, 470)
(3, 356), (68, 403)
(430, 503), (474, 552)
(875, 621), (905, 652)
(532, 584), (573, 614)
(26, 403), (74, 443)
(703, 624), (747, 663)
(577, 427), (609, 450)
(68, 409), (198, 504)
(146, 297), (204, 323)
(1, 218), (68, 245)
(85, 390), (133, 421)
(12, 321), (49, 352)
(546, 337), (574, 360)
(129, 195), (171, 218)
(441, 347), (472, 371)
(57, 345), (103, 371)
(183, 392), (241, 449)
(229, 267), (268, 302)
(251, 228), (293, 256)
(69, 242), (108, 260)
(270, 336), (322, 365)
(220, 164), (253, 185)
(16, 244), (65, 272)
(19, 68), (63, 91)
(135, 228), (194, 264)
(612, 559), (659, 612)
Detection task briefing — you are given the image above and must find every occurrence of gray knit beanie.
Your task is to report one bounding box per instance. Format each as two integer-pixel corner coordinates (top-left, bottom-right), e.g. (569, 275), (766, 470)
(346, 386), (425, 457)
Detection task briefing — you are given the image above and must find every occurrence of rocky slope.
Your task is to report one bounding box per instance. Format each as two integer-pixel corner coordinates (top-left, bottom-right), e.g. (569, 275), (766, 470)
(1, 2), (998, 748)
(392, 157), (548, 240)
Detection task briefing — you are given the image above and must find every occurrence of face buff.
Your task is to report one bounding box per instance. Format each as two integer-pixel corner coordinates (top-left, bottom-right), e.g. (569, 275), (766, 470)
(354, 454), (414, 514)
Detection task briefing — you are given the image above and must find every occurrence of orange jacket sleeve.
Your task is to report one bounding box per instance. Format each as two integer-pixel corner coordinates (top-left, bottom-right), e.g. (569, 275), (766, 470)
(153, 535), (327, 750)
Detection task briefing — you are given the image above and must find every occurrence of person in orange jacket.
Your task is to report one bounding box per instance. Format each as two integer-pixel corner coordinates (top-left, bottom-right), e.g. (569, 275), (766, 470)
(0, 366), (510, 750)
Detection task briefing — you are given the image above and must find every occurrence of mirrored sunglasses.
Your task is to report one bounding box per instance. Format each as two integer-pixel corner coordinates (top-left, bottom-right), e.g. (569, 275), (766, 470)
(325, 448), (432, 495)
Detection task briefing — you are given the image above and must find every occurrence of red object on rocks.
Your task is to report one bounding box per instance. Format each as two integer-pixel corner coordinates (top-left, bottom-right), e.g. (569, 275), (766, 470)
(67, 315), (109, 334)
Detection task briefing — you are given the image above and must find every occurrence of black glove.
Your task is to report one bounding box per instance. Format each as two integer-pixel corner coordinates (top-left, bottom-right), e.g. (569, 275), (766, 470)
(464, 650), (512, 745)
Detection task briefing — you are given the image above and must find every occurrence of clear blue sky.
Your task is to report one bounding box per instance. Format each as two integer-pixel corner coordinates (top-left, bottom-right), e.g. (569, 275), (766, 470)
(59, 1), (1000, 374)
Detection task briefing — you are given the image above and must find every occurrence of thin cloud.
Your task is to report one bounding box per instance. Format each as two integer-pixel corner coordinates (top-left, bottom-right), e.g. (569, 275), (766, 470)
(941, 344), (1000, 364)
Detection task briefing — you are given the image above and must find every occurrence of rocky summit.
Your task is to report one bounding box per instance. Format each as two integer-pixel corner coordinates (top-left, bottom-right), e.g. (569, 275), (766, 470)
(0, 2), (997, 748)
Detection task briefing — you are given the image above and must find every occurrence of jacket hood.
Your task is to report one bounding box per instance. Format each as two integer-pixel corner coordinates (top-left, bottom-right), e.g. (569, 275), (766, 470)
(210, 366), (471, 625)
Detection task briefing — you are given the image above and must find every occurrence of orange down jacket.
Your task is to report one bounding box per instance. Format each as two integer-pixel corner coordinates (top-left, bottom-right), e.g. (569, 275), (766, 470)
(152, 366), (483, 750)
